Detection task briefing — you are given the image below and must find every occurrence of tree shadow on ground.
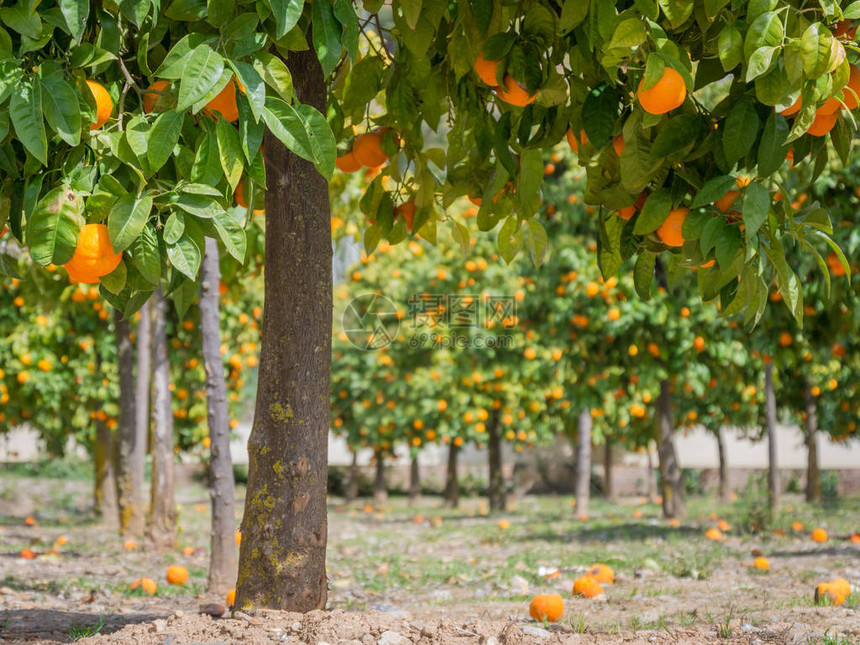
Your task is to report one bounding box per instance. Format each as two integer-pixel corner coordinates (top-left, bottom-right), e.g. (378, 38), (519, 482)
(511, 522), (702, 543)
(0, 609), (164, 643)
(766, 546), (860, 558)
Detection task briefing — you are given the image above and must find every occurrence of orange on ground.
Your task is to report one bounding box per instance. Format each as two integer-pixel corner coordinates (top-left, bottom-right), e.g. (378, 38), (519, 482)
(811, 527), (828, 543)
(656, 207), (689, 247)
(204, 79), (240, 122)
(226, 588), (236, 607)
(496, 75), (537, 107)
(335, 150), (363, 173)
(142, 80), (170, 114)
(86, 80), (112, 130)
(572, 576), (603, 598)
(352, 131), (389, 168)
(474, 53), (500, 86)
(497, 519), (510, 530)
(131, 577), (158, 595)
(753, 557), (770, 571)
(637, 67), (686, 115)
(587, 563), (615, 584)
(21, 548), (36, 559)
(166, 564), (189, 585)
(124, 539), (136, 550)
(529, 594), (564, 622)
(704, 527), (723, 541)
(64, 224), (122, 284)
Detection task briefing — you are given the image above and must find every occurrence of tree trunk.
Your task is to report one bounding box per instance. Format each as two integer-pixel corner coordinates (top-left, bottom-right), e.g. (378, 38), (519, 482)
(148, 288), (176, 548)
(716, 428), (729, 501)
(487, 409), (505, 512)
(235, 44), (331, 613)
(200, 238), (238, 594)
(373, 454), (387, 507)
(765, 362), (779, 511)
(443, 442), (460, 509)
(134, 301), (152, 509)
(603, 441), (613, 499)
(803, 384), (821, 503)
(345, 451), (359, 501)
(646, 443), (657, 502)
(575, 410), (592, 516)
(94, 418), (118, 526)
(408, 453), (421, 506)
(656, 380), (685, 519)
(114, 311), (144, 535)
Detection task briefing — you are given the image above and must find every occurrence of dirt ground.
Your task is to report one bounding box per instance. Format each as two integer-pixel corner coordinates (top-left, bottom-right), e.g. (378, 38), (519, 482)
(0, 470), (858, 644)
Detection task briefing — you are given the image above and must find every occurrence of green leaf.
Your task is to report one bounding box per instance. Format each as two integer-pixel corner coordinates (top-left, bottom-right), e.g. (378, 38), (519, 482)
(100, 260), (127, 294)
(167, 234), (202, 280)
(691, 175), (737, 209)
(312, 0), (342, 77)
(800, 23), (834, 79)
(58, 0), (89, 41)
(176, 45), (224, 112)
(174, 194), (225, 218)
(212, 211), (247, 262)
(608, 18), (647, 49)
(0, 2), (42, 39)
(560, 0), (589, 33)
(27, 186), (84, 266)
(252, 52), (294, 103)
(634, 251), (655, 299)
(10, 81), (47, 166)
(216, 119), (244, 190)
(743, 12), (784, 61)
(128, 222), (161, 284)
(190, 130), (223, 185)
(722, 99), (760, 167)
(658, 0), (694, 28)
(472, 0), (492, 35)
(497, 216), (523, 263)
(118, 0), (151, 27)
(715, 224), (741, 268)
(526, 218), (547, 266)
(634, 188), (672, 235)
(108, 194), (153, 253)
(651, 114), (701, 158)
(746, 45), (779, 82)
(228, 60), (265, 122)
(262, 98), (336, 178)
(206, 0), (233, 26)
(597, 213), (625, 278)
(332, 0), (358, 60)
(267, 0), (304, 39)
(147, 110), (184, 173)
(154, 33), (219, 79)
(164, 212), (185, 244)
(742, 182), (769, 238)
(40, 75), (81, 147)
(718, 24), (743, 71)
(582, 85), (619, 146)
(165, 0), (207, 21)
(700, 216), (724, 256)
(757, 112), (790, 177)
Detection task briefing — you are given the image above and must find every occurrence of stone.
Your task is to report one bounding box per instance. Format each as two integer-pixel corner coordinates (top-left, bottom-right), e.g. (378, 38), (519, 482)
(377, 631), (411, 645)
(521, 626), (550, 639)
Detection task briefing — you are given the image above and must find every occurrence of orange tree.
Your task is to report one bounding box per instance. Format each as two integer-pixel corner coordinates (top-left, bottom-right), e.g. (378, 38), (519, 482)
(2, 0), (858, 610)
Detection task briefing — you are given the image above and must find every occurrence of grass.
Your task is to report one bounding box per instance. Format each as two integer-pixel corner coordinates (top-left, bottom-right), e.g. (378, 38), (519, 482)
(808, 631), (854, 645)
(67, 614), (104, 642)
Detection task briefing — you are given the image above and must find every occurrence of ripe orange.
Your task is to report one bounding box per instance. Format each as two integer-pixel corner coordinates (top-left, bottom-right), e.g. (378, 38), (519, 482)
(335, 151), (362, 173)
(612, 135), (625, 156)
(474, 53), (500, 86)
(618, 191), (647, 220)
(811, 527), (828, 543)
(778, 331), (792, 347)
(704, 527), (723, 540)
(124, 539), (136, 550)
(753, 557), (770, 571)
(631, 403), (645, 418)
(17, 371), (30, 384)
(587, 563), (615, 584)
(566, 128), (586, 153)
(395, 200), (415, 232)
(656, 207), (689, 247)
(235, 529), (242, 545)
(529, 594), (564, 622)
(20, 548), (36, 559)
(131, 577), (158, 595)
(637, 67), (687, 115)
(815, 581), (847, 606)
(834, 21), (858, 40)
(235, 178), (265, 215)
(86, 80), (112, 130)
(715, 190), (740, 213)
(64, 224), (122, 284)
(352, 131), (389, 168)
(226, 588), (236, 607)
(142, 80), (171, 114)
(807, 110), (837, 136)
(841, 64), (860, 110)
(166, 564), (189, 585)
(694, 336), (705, 353)
(572, 576), (603, 598)
(496, 75), (537, 107)
(780, 96), (802, 116)
(204, 79), (240, 122)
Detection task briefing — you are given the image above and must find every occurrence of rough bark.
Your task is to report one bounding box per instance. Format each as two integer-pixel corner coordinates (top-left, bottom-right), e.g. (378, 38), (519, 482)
(134, 301), (152, 514)
(200, 238), (238, 593)
(148, 288), (176, 548)
(803, 384), (821, 503)
(575, 410), (592, 516)
(408, 454), (421, 506)
(443, 442), (460, 509)
(656, 380), (685, 519)
(716, 428), (729, 501)
(646, 443), (657, 503)
(235, 46), (331, 611)
(487, 409), (505, 512)
(114, 311), (143, 535)
(373, 454), (387, 507)
(94, 418), (118, 526)
(345, 451), (359, 501)
(603, 441), (613, 499)
(765, 363), (779, 511)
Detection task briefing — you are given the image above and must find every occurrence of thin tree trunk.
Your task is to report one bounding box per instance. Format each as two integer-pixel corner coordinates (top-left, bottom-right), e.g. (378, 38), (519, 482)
(487, 409), (505, 512)
(408, 453), (421, 506)
(443, 442), (460, 509)
(345, 450), (359, 501)
(373, 454), (387, 507)
(656, 379), (685, 519)
(235, 45), (331, 613)
(94, 418), (118, 527)
(803, 384), (821, 503)
(134, 301), (152, 523)
(765, 363), (779, 511)
(646, 443), (657, 502)
(716, 428), (729, 501)
(200, 238), (238, 593)
(575, 410), (592, 516)
(114, 311), (143, 535)
(603, 441), (613, 499)
(148, 288), (176, 548)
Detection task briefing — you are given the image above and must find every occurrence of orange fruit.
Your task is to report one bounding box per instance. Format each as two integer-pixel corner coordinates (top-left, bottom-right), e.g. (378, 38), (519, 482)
(474, 53), (500, 86)
(497, 519), (510, 529)
(637, 67), (687, 115)
(182, 546), (194, 555)
(618, 191), (647, 220)
(20, 548), (36, 559)
(811, 527), (828, 543)
(142, 80), (171, 114)
(204, 78), (240, 122)
(850, 532), (860, 544)
(572, 576), (603, 598)
(235, 178), (265, 215)
(64, 224), (122, 284)
(234, 529), (242, 546)
(612, 135), (625, 156)
(131, 577), (158, 595)
(586, 563), (615, 584)
(807, 110), (837, 136)
(792, 521), (804, 532)
(335, 151), (362, 173)
(704, 527), (723, 541)
(715, 190), (740, 213)
(566, 128), (586, 153)
(86, 80), (112, 130)
(226, 588), (236, 607)
(529, 594), (564, 622)
(753, 557), (770, 571)
(352, 131), (389, 168)
(395, 200), (415, 232)
(841, 64), (860, 110)
(780, 96), (802, 116)
(815, 582), (846, 606)
(694, 336), (705, 353)
(778, 331), (792, 347)
(656, 207), (689, 247)
(834, 21), (858, 40)
(496, 75), (537, 107)
(165, 564), (189, 585)
(124, 539), (136, 550)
